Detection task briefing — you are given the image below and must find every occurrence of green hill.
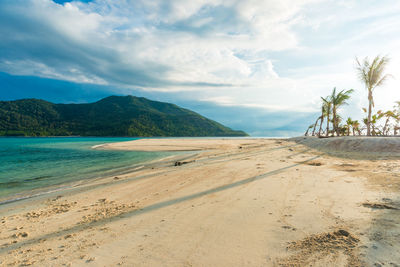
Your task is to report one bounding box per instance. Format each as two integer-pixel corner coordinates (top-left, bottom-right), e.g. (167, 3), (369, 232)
(0, 96), (248, 137)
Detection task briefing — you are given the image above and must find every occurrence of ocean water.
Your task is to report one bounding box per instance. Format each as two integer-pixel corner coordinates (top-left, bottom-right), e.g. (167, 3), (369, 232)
(0, 137), (175, 202)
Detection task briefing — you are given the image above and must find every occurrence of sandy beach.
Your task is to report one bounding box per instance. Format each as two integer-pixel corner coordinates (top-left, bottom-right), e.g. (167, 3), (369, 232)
(1, 137), (400, 266)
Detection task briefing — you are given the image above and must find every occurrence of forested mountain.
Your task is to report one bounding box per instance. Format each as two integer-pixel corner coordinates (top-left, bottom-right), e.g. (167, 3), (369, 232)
(0, 96), (247, 137)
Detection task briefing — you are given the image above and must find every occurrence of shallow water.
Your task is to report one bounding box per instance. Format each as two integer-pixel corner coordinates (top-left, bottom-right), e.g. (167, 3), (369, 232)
(0, 137), (175, 201)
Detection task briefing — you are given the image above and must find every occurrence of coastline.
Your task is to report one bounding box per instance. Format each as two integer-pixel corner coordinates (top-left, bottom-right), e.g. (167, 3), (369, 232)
(0, 151), (191, 206)
(0, 137), (187, 205)
(1, 137), (399, 266)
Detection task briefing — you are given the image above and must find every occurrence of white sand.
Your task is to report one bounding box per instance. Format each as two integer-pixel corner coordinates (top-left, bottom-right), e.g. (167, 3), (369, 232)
(0, 137), (399, 266)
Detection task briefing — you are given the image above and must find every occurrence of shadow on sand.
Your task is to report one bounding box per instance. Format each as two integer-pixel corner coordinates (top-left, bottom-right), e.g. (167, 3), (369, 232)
(0, 154), (320, 255)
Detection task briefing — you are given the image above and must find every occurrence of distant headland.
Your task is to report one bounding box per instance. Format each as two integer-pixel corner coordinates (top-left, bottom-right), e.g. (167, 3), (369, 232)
(0, 95), (247, 137)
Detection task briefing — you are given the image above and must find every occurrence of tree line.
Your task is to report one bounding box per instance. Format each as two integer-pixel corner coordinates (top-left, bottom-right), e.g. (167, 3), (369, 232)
(305, 55), (397, 137)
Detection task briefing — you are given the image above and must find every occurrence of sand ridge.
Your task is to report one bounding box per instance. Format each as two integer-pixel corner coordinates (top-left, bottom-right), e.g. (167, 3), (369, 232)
(0, 138), (400, 266)
(291, 136), (400, 158)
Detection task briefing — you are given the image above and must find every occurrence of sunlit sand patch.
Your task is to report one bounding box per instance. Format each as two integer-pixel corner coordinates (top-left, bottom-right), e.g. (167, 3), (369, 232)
(78, 199), (137, 225)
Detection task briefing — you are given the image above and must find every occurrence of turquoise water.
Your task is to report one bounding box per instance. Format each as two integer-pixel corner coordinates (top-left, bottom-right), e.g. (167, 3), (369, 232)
(0, 137), (174, 201)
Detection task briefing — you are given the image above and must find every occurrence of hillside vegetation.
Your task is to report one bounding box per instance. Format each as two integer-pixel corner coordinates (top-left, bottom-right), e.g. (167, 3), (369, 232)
(0, 96), (247, 137)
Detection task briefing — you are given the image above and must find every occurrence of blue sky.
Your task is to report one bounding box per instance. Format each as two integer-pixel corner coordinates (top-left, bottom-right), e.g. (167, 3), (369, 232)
(1, 0), (400, 136)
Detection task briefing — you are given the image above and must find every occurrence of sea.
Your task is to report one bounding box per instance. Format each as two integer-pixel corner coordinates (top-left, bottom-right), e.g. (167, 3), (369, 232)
(0, 137), (176, 203)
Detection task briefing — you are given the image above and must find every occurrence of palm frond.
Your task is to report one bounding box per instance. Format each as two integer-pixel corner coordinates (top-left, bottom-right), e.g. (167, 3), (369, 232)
(355, 55), (391, 91)
(355, 57), (369, 85)
(331, 88), (353, 106)
(374, 73), (391, 89)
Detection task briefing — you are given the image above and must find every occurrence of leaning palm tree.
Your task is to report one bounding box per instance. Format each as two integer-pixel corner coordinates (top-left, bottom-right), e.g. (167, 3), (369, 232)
(304, 124), (314, 136)
(381, 110), (396, 135)
(321, 96), (332, 137)
(317, 102), (328, 136)
(311, 114), (321, 136)
(356, 55), (391, 136)
(312, 98), (329, 136)
(330, 87), (354, 136)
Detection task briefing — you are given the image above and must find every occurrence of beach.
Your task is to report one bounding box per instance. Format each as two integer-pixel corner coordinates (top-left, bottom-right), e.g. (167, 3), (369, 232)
(1, 137), (400, 266)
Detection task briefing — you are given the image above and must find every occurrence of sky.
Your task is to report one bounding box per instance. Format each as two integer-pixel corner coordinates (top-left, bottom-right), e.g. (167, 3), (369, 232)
(1, 0), (400, 136)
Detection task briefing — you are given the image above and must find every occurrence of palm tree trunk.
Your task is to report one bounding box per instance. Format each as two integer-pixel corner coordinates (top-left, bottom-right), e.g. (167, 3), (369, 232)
(311, 117), (320, 136)
(326, 111), (330, 137)
(305, 127), (311, 136)
(318, 115), (324, 136)
(367, 90), (373, 136)
(352, 127), (355, 136)
(332, 107), (338, 136)
(383, 117), (390, 136)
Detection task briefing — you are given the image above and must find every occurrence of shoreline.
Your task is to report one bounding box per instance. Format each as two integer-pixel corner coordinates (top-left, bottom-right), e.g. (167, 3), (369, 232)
(3, 136), (267, 206)
(1, 137), (399, 266)
(0, 148), (193, 206)
(5, 135), (396, 207)
(2, 137), (275, 206)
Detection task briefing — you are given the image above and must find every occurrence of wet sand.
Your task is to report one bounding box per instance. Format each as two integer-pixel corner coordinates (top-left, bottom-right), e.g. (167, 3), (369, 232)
(1, 137), (400, 266)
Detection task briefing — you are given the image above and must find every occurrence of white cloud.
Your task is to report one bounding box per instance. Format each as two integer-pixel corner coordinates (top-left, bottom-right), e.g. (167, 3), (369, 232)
(1, 0), (400, 121)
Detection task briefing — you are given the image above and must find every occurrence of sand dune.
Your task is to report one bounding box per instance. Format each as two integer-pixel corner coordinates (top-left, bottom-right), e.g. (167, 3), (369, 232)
(0, 138), (399, 266)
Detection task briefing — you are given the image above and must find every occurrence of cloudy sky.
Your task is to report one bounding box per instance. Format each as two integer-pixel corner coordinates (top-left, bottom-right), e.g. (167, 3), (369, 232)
(1, 0), (400, 136)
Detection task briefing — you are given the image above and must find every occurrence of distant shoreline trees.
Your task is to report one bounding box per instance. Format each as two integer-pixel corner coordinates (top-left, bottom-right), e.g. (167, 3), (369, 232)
(305, 55), (395, 137)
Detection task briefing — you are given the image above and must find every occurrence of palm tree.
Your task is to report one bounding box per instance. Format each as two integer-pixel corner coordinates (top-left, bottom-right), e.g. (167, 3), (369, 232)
(346, 117), (353, 136)
(317, 102), (328, 136)
(330, 87), (354, 136)
(311, 116), (321, 136)
(304, 124), (314, 136)
(393, 102), (400, 135)
(381, 110), (396, 135)
(370, 113), (380, 135)
(356, 55), (391, 136)
(352, 120), (361, 135)
(312, 98), (330, 137)
(335, 114), (343, 134)
(321, 96), (332, 137)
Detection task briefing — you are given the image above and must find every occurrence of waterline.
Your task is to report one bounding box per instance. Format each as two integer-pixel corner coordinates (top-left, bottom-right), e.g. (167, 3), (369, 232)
(0, 137), (176, 202)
